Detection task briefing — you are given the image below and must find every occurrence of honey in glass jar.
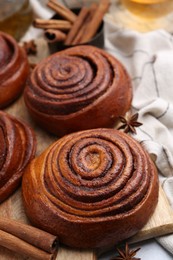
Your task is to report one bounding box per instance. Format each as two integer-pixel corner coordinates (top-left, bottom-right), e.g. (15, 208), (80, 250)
(0, 0), (33, 41)
(121, 0), (173, 19)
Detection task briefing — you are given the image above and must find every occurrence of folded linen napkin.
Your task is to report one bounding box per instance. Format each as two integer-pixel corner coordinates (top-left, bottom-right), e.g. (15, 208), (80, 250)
(104, 19), (173, 255)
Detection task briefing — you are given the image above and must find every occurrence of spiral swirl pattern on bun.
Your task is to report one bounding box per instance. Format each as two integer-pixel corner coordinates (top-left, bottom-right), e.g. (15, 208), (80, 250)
(0, 111), (36, 202)
(24, 45), (132, 136)
(0, 31), (29, 108)
(22, 128), (158, 248)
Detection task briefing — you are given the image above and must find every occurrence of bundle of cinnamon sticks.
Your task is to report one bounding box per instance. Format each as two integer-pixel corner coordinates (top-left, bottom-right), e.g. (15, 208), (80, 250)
(0, 217), (58, 260)
(33, 0), (110, 45)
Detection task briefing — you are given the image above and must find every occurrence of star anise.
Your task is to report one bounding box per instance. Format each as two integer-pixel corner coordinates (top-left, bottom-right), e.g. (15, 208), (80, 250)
(111, 243), (141, 260)
(23, 40), (37, 55)
(117, 113), (142, 134)
(29, 62), (37, 70)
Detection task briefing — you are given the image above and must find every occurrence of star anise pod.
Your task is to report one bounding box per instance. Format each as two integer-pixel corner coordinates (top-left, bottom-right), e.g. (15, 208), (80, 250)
(111, 243), (141, 260)
(117, 113), (142, 134)
(29, 62), (37, 70)
(23, 40), (37, 55)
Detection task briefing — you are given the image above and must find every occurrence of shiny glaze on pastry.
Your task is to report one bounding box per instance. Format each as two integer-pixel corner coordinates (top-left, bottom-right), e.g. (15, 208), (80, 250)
(24, 45), (132, 136)
(22, 128), (158, 249)
(0, 31), (29, 108)
(0, 111), (36, 202)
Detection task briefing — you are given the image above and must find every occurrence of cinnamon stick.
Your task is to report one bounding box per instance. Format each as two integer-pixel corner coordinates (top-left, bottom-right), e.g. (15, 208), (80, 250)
(0, 217), (58, 253)
(65, 6), (89, 45)
(0, 230), (56, 260)
(80, 0), (110, 43)
(44, 29), (66, 43)
(72, 3), (98, 45)
(33, 19), (72, 30)
(47, 0), (77, 23)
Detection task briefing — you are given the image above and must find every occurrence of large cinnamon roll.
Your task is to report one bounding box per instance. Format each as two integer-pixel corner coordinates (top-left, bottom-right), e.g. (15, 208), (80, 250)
(22, 128), (158, 249)
(0, 31), (29, 108)
(24, 45), (132, 136)
(0, 111), (36, 203)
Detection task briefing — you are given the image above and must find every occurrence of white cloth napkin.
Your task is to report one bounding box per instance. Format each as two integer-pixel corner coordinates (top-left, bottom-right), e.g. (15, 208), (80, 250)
(104, 20), (173, 255)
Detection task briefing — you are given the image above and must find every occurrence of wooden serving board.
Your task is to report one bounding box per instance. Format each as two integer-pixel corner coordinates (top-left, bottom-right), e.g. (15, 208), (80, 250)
(0, 168), (173, 259)
(1, 38), (173, 259)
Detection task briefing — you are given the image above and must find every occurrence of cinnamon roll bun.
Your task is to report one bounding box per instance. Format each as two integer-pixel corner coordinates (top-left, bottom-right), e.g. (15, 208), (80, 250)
(0, 31), (29, 108)
(24, 45), (132, 136)
(22, 128), (158, 249)
(0, 111), (36, 203)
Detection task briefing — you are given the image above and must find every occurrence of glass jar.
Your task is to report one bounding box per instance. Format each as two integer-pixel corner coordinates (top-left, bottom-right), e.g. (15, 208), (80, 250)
(0, 0), (33, 41)
(121, 0), (173, 19)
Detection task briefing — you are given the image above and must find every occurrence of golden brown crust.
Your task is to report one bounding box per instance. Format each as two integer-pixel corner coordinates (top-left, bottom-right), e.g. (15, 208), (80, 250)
(0, 31), (29, 108)
(22, 128), (158, 249)
(0, 111), (36, 203)
(24, 45), (132, 136)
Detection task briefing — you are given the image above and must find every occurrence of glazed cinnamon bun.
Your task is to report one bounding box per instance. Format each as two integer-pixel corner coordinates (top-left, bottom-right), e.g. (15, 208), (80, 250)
(0, 31), (29, 108)
(0, 111), (36, 203)
(22, 128), (158, 249)
(24, 45), (132, 136)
